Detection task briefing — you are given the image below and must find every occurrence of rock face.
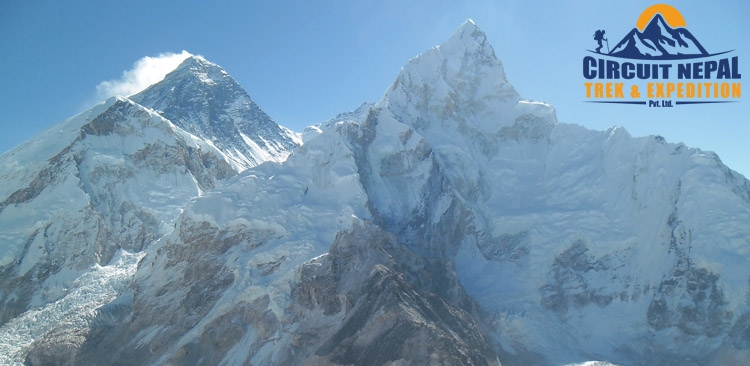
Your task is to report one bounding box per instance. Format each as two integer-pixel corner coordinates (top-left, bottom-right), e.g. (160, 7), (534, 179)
(0, 59), (299, 365)
(285, 222), (499, 365)
(131, 56), (301, 170)
(0, 97), (231, 323)
(2, 19), (750, 366)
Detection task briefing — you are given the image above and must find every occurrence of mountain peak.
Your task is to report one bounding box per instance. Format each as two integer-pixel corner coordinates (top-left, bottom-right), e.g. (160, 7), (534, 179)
(130, 56), (300, 170)
(381, 20), (521, 133)
(175, 55), (216, 70)
(439, 18), (492, 59)
(169, 55), (230, 85)
(183, 54), (209, 64)
(455, 18), (479, 37)
(454, 19), (484, 42)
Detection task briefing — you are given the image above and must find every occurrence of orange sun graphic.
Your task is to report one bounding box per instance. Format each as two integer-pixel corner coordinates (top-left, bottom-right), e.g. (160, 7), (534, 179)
(635, 4), (687, 31)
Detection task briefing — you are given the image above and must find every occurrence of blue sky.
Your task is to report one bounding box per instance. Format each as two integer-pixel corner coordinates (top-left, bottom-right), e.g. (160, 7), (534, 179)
(1, 1), (748, 177)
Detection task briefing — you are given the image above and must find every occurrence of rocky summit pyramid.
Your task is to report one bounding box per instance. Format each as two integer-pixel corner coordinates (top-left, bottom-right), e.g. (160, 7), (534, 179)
(131, 56), (301, 169)
(1, 20), (749, 366)
(0, 56), (299, 364)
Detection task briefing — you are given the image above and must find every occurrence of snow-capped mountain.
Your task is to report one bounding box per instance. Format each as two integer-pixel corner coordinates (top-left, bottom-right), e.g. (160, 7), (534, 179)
(0, 58), (299, 364)
(2, 19), (750, 366)
(609, 14), (709, 59)
(131, 56), (301, 170)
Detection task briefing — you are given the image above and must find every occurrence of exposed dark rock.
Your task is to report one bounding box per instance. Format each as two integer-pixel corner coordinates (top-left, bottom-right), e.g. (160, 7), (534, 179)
(131, 56), (300, 168)
(540, 240), (626, 313)
(477, 231), (530, 262)
(288, 222), (500, 366)
(647, 259), (732, 337)
(81, 100), (147, 137)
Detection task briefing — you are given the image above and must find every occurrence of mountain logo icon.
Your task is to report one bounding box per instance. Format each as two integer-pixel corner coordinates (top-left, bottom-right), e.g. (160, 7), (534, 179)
(593, 4), (729, 60)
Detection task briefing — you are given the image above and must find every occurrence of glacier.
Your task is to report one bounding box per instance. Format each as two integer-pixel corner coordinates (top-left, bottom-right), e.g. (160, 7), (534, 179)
(1, 19), (749, 366)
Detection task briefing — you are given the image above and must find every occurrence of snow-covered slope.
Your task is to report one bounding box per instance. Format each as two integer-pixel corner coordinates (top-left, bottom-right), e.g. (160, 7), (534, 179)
(374, 20), (750, 365)
(2, 19), (749, 366)
(131, 56), (301, 170)
(0, 58), (301, 365)
(0, 97), (235, 363)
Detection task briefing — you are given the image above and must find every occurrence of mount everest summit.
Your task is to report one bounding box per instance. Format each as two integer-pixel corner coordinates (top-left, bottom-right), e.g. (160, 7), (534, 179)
(1, 19), (749, 366)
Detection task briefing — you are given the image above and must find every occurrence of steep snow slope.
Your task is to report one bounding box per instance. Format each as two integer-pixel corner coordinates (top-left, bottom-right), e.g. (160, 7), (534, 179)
(61, 20), (750, 366)
(375, 20), (750, 365)
(0, 57), (301, 364)
(3, 19), (749, 366)
(0, 97), (236, 363)
(65, 105), (501, 365)
(131, 56), (301, 170)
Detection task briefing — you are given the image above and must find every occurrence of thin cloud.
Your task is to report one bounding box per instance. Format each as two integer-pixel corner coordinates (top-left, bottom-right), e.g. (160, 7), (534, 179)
(95, 50), (193, 100)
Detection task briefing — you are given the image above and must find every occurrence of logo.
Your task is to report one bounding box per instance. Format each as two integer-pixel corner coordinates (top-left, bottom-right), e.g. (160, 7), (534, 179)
(583, 4), (741, 107)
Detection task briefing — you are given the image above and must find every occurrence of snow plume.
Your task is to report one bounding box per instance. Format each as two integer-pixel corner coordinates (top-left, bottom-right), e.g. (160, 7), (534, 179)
(96, 50), (193, 99)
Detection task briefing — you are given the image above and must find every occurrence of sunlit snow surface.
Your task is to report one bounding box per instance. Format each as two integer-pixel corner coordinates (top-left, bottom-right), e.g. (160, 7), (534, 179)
(0, 57), (300, 363)
(1, 20), (749, 366)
